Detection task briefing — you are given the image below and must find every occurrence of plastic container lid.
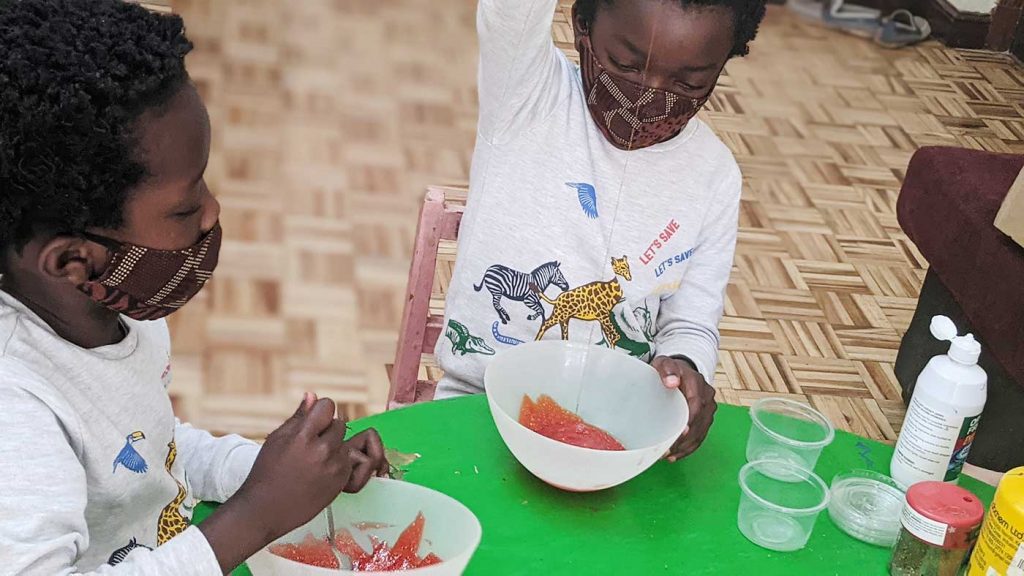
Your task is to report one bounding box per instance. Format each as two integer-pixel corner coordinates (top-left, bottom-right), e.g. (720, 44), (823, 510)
(905, 481), (984, 529)
(828, 470), (906, 547)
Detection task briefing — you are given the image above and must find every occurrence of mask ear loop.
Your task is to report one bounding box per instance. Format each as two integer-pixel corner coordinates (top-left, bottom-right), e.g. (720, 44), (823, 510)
(574, 11), (663, 411)
(80, 231), (123, 252)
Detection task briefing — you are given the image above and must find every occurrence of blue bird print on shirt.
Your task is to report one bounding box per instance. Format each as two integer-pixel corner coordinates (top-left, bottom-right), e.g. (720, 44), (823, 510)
(566, 182), (598, 219)
(113, 431), (148, 474)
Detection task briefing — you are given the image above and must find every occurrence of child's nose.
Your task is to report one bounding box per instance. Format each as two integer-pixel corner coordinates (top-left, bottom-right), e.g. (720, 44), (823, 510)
(643, 74), (676, 93)
(200, 186), (221, 233)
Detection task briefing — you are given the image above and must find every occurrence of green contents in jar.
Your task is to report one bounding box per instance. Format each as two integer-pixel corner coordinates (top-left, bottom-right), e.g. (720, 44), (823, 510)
(890, 528), (972, 576)
(889, 482), (984, 576)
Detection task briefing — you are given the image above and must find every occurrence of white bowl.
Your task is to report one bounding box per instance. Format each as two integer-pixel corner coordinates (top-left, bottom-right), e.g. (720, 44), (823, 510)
(247, 478), (482, 576)
(484, 340), (688, 492)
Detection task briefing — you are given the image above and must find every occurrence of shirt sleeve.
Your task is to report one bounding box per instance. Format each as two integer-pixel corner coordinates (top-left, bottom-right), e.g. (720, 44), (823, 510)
(653, 164), (743, 382)
(160, 317), (260, 505)
(174, 421), (260, 504)
(0, 385), (222, 576)
(476, 0), (569, 142)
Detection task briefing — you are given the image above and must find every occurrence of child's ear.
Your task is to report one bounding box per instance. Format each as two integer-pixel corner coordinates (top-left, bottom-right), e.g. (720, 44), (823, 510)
(37, 236), (108, 285)
(571, 4), (589, 52)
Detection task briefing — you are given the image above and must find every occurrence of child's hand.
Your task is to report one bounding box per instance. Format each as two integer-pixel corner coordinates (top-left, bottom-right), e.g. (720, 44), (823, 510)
(200, 393), (378, 572)
(236, 394), (356, 533)
(652, 356), (718, 463)
(341, 425), (390, 492)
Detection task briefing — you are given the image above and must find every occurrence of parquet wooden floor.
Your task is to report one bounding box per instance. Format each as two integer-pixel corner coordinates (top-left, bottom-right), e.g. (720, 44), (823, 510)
(167, 0), (1023, 440)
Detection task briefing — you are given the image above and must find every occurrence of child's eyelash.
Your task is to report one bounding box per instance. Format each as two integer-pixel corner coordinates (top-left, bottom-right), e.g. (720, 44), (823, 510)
(610, 58), (639, 73)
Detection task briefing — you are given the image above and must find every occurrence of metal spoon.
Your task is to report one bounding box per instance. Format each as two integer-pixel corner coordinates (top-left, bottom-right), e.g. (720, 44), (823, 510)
(325, 506), (353, 570)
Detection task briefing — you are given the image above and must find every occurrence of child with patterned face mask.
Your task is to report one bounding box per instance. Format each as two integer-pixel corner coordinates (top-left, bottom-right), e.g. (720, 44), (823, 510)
(437, 0), (766, 460)
(0, 1), (387, 574)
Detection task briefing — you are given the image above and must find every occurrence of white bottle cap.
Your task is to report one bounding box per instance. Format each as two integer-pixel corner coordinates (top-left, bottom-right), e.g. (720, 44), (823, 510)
(929, 315), (981, 365)
(929, 316), (958, 341)
(950, 334), (981, 365)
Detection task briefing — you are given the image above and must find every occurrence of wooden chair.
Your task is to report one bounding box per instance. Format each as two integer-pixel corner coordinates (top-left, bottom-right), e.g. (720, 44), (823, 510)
(386, 186), (467, 409)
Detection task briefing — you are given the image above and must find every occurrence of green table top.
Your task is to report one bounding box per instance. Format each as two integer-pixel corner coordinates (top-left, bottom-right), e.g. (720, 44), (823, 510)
(196, 395), (995, 575)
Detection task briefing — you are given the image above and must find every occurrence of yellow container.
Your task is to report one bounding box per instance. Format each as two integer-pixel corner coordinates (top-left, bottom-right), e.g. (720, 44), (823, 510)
(969, 467), (1024, 576)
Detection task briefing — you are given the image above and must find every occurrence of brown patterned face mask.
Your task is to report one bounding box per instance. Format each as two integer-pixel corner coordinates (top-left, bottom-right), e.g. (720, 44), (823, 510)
(77, 223), (222, 321)
(580, 37), (710, 151)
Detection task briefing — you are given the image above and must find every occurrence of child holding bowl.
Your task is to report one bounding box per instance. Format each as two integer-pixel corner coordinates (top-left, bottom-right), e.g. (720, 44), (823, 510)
(437, 0), (766, 460)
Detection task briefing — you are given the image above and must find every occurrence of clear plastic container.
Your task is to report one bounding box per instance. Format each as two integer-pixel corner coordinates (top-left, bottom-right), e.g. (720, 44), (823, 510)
(746, 398), (835, 479)
(738, 459), (831, 552)
(828, 470), (906, 547)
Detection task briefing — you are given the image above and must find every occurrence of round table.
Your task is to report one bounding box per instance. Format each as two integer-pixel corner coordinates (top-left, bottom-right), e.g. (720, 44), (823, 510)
(201, 396), (995, 575)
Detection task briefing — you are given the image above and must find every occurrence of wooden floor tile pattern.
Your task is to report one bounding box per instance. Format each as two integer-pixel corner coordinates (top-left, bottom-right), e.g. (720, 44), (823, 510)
(168, 0), (1023, 441)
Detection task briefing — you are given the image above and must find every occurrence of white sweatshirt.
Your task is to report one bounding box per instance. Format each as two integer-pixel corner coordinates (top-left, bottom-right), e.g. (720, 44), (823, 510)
(0, 290), (260, 575)
(435, 0), (742, 396)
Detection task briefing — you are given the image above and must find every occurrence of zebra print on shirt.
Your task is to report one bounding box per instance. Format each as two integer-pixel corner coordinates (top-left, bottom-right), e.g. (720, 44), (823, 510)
(108, 537), (151, 566)
(474, 261), (569, 324)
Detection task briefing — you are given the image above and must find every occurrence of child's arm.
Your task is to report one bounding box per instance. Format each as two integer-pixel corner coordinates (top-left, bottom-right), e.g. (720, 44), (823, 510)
(654, 166), (742, 381)
(0, 386), (224, 576)
(653, 166), (743, 458)
(477, 0), (568, 143)
(197, 397), (388, 573)
(174, 422), (260, 504)
(1, 388), (382, 575)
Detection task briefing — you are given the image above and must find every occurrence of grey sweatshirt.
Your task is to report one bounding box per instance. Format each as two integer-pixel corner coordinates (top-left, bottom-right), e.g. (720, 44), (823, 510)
(435, 0), (742, 397)
(0, 290), (260, 575)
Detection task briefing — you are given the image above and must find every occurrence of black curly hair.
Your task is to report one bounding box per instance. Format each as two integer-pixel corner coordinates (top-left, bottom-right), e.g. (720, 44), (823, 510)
(574, 0), (767, 58)
(0, 0), (193, 257)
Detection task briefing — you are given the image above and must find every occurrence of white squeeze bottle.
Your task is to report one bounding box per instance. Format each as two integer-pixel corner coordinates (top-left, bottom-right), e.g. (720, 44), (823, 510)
(891, 316), (987, 489)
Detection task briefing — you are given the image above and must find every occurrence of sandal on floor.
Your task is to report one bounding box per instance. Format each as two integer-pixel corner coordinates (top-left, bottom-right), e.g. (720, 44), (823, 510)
(788, 0), (882, 37)
(824, 0), (881, 22)
(788, 0), (930, 48)
(874, 9), (931, 48)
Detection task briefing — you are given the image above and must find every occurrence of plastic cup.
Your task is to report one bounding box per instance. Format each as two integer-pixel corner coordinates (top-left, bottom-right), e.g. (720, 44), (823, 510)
(746, 398), (835, 479)
(738, 459), (830, 552)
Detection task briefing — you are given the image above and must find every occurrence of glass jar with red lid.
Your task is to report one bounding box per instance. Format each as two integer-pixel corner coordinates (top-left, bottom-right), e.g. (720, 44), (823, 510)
(890, 481), (985, 576)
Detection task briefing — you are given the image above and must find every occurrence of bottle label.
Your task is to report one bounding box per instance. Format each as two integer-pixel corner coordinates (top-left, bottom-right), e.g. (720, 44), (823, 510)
(969, 497), (1024, 576)
(1012, 543), (1024, 574)
(946, 415), (981, 481)
(902, 504), (950, 547)
(894, 396), (980, 482)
